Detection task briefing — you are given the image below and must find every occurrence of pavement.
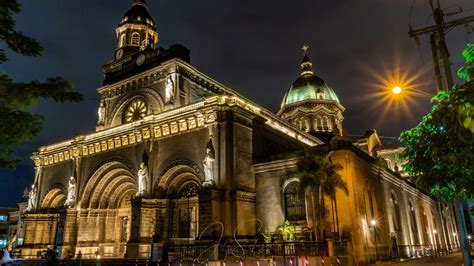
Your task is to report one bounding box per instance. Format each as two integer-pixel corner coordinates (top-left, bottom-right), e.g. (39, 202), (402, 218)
(382, 252), (471, 266)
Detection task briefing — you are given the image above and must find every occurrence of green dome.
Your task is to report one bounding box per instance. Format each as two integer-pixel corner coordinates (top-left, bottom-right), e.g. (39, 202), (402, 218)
(282, 74), (340, 106)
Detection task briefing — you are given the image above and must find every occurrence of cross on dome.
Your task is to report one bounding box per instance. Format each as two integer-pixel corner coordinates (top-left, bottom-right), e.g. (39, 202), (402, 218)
(302, 44), (310, 54)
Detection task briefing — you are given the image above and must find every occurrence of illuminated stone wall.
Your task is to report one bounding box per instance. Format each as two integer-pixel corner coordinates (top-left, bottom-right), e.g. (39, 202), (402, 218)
(255, 147), (460, 265)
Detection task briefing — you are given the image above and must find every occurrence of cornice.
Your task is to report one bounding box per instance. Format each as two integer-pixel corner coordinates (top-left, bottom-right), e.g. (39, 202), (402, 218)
(277, 99), (345, 116)
(253, 158), (299, 173)
(236, 190), (256, 203)
(32, 95), (323, 167)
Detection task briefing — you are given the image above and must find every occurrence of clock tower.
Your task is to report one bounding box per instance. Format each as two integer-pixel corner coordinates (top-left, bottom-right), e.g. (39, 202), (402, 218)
(114, 0), (158, 60)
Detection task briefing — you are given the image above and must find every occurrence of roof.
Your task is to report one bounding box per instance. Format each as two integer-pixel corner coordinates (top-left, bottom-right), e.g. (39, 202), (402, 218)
(119, 0), (155, 27)
(280, 49), (340, 108)
(282, 74), (340, 106)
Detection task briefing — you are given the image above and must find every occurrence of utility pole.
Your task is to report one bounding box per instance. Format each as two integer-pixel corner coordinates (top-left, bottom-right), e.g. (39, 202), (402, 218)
(409, 0), (474, 91)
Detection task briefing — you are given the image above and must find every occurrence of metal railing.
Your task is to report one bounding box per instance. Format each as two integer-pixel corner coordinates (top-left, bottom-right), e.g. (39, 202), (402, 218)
(167, 241), (336, 261)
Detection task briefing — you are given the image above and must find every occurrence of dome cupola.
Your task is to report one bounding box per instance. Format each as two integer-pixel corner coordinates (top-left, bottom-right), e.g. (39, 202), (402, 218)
(278, 45), (345, 138)
(114, 0), (158, 58)
(281, 45), (340, 107)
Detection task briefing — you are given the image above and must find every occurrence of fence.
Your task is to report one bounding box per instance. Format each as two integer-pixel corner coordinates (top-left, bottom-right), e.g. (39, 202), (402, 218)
(167, 240), (349, 262)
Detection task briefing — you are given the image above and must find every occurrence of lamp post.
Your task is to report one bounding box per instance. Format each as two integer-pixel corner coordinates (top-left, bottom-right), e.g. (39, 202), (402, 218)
(371, 219), (378, 262)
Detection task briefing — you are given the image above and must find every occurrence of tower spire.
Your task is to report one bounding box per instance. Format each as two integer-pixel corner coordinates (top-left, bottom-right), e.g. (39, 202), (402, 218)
(300, 44), (314, 76)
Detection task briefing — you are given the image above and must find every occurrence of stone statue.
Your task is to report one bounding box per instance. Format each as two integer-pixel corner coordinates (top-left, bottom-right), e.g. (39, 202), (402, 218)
(65, 176), (76, 207)
(203, 137), (216, 186)
(97, 101), (105, 125)
(165, 75), (174, 104)
(27, 185), (37, 211)
(137, 162), (148, 196)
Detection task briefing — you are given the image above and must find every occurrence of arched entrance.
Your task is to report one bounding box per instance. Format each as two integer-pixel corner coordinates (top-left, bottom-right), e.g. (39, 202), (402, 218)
(155, 162), (203, 242)
(76, 161), (137, 258)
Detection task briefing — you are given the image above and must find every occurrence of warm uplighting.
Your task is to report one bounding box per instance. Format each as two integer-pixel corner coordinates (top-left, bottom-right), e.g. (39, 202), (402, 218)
(392, 86), (402, 94)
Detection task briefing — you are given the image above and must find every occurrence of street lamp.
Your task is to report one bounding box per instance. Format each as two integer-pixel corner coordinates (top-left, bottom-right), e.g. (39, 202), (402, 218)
(392, 86), (402, 94)
(390, 86), (434, 97)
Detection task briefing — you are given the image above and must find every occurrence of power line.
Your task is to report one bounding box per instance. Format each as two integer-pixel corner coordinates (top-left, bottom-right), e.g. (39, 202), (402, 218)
(409, 0), (474, 92)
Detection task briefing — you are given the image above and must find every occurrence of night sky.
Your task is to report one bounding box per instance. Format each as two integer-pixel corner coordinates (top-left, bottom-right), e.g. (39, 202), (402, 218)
(1, 0), (472, 207)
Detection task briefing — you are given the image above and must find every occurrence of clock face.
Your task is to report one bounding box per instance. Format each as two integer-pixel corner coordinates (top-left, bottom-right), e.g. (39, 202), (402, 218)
(115, 49), (123, 60)
(136, 54), (146, 66)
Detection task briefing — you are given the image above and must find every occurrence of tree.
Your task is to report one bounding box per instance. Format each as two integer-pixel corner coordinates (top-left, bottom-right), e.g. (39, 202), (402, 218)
(0, 1), (83, 169)
(285, 147), (349, 240)
(398, 44), (474, 266)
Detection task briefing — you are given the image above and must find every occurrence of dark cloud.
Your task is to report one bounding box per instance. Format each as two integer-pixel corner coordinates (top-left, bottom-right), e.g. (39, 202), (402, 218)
(1, 0), (472, 206)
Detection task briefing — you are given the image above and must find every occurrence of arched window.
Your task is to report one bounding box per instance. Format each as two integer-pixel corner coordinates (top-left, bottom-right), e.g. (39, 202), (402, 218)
(284, 182), (306, 222)
(131, 33), (140, 46)
(409, 201), (418, 233)
(322, 116), (329, 131)
(123, 98), (147, 123)
(391, 192), (401, 231)
(119, 33), (126, 47)
(298, 118), (306, 131)
(315, 116), (322, 131)
(177, 182), (200, 239)
(316, 88), (324, 100)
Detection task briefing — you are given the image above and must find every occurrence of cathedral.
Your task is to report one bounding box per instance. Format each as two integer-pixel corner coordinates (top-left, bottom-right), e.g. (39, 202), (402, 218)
(14, 1), (460, 265)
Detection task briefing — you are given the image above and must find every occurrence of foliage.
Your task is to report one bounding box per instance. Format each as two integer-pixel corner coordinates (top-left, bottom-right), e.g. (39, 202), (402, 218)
(284, 146), (348, 239)
(277, 220), (295, 241)
(398, 44), (474, 201)
(262, 232), (272, 243)
(0, 1), (83, 168)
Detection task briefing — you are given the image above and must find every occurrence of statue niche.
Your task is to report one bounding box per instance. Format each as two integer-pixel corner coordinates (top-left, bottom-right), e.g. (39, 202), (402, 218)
(65, 176), (76, 207)
(26, 184), (37, 211)
(165, 74), (175, 104)
(203, 137), (216, 187)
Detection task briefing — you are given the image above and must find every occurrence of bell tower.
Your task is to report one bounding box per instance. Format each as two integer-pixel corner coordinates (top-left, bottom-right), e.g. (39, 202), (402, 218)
(114, 0), (158, 60)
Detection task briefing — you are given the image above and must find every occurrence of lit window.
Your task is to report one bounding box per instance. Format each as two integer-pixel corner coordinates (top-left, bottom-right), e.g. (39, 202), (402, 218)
(131, 33), (140, 46)
(284, 182), (306, 222)
(123, 99), (147, 123)
(119, 34), (126, 47)
(0, 216), (5, 221)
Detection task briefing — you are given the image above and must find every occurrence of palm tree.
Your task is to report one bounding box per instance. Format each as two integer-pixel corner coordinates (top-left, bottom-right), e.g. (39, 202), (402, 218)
(285, 147), (349, 240)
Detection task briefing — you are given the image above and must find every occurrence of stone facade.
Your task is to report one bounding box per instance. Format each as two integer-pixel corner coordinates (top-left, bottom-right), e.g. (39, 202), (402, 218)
(11, 1), (460, 265)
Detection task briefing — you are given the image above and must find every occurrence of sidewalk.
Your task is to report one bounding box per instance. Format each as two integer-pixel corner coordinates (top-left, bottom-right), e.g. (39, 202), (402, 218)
(379, 252), (466, 265)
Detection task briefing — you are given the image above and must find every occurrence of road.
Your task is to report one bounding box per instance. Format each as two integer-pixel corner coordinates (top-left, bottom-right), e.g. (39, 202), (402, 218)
(386, 252), (470, 266)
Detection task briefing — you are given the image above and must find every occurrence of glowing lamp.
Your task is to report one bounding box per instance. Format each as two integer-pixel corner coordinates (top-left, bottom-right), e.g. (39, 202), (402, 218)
(371, 219), (376, 226)
(392, 86), (402, 94)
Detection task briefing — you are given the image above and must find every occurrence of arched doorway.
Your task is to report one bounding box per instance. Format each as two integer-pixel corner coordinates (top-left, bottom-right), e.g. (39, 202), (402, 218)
(155, 162), (203, 243)
(76, 161), (137, 258)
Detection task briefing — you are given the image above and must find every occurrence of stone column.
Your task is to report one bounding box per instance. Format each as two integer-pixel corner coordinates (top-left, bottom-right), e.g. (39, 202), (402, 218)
(126, 197), (142, 258)
(198, 188), (222, 239)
